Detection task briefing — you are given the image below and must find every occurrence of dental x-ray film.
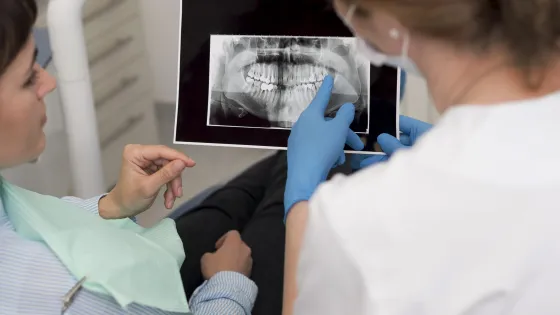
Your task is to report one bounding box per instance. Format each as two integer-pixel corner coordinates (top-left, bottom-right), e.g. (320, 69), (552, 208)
(175, 0), (400, 154)
(207, 35), (370, 133)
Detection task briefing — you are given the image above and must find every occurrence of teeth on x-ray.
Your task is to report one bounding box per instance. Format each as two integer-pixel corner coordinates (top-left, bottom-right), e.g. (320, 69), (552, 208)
(207, 35), (370, 130)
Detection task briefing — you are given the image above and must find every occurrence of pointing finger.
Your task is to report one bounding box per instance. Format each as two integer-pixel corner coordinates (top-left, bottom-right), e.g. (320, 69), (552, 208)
(309, 75), (334, 114)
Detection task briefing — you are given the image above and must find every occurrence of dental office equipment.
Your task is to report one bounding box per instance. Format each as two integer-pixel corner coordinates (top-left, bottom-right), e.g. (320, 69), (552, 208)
(47, 0), (105, 198)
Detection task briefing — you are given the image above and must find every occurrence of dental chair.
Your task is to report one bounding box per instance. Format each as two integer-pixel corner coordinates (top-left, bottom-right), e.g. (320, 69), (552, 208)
(168, 71), (408, 220)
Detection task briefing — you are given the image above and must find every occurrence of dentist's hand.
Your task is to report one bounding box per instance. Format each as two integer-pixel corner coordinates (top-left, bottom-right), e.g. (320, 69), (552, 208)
(350, 115), (433, 169)
(99, 144), (196, 219)
(284, 75), (364, 218)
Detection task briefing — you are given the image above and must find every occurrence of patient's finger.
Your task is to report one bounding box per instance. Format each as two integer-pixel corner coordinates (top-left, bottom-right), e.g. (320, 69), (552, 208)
(170, 175), (183, 197)
(164, 187), (175, 209)
(147, 163), (159, 175)
(215, 230), (241, 249)
(139, 145), (196, 167)
(215, 233), (227, 249)
(166, 181), (173, 197)
(153, 159), (184, 197)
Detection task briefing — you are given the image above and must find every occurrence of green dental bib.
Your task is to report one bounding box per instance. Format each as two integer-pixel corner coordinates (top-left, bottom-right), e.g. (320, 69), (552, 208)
(0, 179), (190, 313)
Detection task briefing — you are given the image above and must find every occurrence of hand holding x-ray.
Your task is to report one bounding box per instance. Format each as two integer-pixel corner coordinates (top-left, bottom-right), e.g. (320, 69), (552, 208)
(351, 115), (433, 169)
(284, 75), (364, 215)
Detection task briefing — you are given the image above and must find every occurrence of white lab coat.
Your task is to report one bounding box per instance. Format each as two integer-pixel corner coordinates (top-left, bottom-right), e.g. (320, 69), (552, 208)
(294, 91), (560, 315)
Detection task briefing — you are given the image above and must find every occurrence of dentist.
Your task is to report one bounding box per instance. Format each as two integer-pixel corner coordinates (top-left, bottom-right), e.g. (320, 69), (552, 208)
(283, 0), (560, 314)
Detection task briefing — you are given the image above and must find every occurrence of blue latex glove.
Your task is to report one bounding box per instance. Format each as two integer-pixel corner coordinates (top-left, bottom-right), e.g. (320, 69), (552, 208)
(350, 115), (433, 169)
(284, 75), (364, 217)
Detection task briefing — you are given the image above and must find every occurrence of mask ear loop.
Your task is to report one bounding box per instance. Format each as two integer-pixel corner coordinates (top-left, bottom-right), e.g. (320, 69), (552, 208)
(388, 28), (410, 55)
(345, 4), (357, 23)
(343, 4), (357, 30)
(401, 32), (410, 61)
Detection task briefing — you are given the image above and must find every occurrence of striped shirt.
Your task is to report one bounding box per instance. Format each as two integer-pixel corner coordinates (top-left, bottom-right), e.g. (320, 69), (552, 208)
(0, 193), (257, 314)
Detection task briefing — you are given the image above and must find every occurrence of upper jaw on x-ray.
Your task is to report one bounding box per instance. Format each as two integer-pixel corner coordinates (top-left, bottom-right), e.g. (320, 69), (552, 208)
(219, 37), (364, 127)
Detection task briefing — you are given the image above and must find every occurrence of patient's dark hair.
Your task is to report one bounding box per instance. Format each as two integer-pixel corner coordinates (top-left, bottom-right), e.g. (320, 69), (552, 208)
(353, 0), (560, 88)
(0, 0), (38, 76)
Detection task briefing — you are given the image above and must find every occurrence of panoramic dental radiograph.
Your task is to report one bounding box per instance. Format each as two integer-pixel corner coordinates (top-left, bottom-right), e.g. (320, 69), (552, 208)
(207, 35), (370, 130)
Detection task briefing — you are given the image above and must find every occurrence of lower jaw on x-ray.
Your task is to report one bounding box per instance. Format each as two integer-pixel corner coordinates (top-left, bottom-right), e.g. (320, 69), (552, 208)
(207, 35), (370, 130)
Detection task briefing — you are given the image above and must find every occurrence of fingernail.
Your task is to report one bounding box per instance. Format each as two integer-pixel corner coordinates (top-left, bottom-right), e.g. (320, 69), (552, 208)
(178, 187), (183, 197)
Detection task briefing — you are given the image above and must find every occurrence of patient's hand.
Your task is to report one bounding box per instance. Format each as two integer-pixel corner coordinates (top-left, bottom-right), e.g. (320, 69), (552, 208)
(99, 144), (196, 219)
(201, 230), (253, 279)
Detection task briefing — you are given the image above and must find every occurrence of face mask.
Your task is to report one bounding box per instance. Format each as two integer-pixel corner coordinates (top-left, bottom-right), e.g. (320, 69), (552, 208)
(341, 5), (422, 77)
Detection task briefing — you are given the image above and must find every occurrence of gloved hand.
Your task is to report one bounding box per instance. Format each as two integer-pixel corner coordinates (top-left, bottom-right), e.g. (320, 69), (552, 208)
(284, 75), (364, 218)
(350, 115), (433, 169)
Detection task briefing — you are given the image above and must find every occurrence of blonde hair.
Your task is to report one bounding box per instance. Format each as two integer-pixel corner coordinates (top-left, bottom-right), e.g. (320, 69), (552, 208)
(355, 0), (560, 88)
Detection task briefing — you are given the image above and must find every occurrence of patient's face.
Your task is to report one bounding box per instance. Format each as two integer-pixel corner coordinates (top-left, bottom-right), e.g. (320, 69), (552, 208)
(0, 35), (56, 169)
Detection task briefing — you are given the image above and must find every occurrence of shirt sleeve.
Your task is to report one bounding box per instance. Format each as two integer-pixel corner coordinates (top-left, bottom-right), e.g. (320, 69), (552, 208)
(189, 271), (258, 315)
(292, 177), (374, 315)
(61, 194), (137, 223)
(293, 161), (433, 315)
(61, 195), (106, 216)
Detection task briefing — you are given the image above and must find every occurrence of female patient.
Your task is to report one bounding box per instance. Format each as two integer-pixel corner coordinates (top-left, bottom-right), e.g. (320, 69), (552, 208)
(0, 0), (286, 314)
